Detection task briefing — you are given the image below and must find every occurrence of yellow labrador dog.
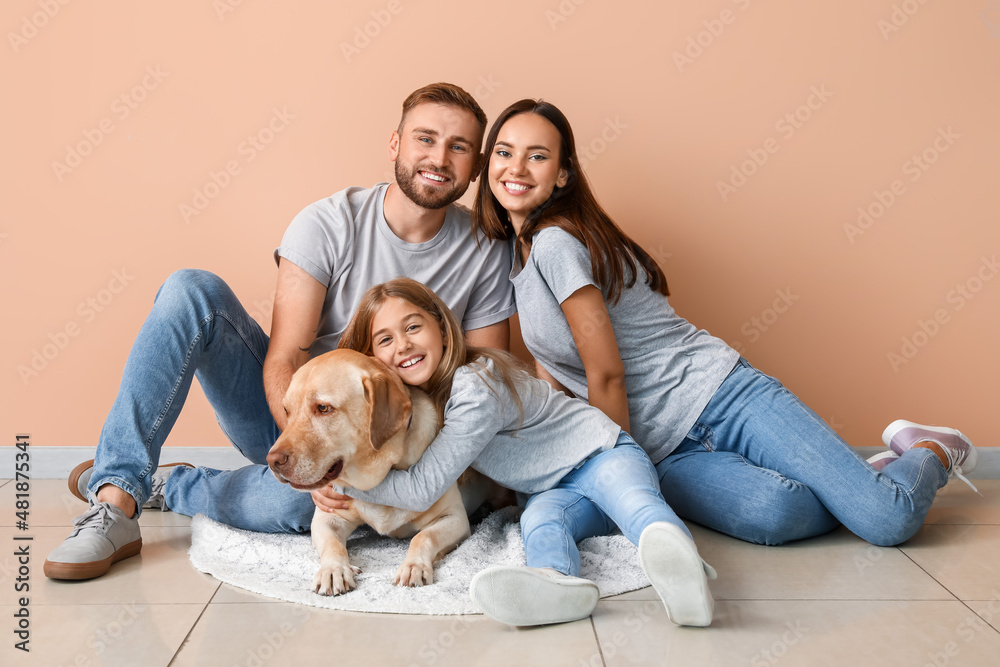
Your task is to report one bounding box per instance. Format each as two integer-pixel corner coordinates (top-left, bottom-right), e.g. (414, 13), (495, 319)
(267, 349), (475, 596)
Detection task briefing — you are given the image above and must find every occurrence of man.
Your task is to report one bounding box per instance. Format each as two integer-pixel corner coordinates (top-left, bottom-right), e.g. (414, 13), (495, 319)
(44, 82), (515, 581)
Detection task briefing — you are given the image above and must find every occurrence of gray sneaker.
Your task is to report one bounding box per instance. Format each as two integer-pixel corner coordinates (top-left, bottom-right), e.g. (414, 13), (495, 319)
(68, 459), (192, 510)
(144, 463), (191, 510)
(43, 500), (142, 580)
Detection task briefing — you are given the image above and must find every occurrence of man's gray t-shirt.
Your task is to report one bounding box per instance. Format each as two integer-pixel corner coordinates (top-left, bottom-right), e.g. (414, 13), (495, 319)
(511, 227), (739, 465)
(274, 183), (516, 356)
(341, 357), (622, 512)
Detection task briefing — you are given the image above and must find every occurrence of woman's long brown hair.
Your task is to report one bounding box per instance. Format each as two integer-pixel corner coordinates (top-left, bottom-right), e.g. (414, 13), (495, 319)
(472, 99), (668, 303)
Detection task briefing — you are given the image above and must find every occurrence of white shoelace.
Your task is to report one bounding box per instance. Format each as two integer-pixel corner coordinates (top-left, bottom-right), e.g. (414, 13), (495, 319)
(942, 445), (981, 496)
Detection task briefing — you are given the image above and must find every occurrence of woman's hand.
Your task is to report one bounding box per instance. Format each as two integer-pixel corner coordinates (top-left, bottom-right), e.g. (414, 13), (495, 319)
(311, 486), (353, 513)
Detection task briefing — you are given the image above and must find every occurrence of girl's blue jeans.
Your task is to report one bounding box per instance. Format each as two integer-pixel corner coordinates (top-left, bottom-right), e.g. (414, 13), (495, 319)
(521, 432), (689, 576)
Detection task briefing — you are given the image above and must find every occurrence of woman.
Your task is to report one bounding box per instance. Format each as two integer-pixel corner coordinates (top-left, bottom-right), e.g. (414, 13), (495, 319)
(471, 98), (978, 548)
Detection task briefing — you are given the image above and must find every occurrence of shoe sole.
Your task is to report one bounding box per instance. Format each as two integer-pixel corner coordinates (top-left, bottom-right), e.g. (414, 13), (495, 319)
(67, 459), (96, 503)
(867, 451), (900, 472)
(882, 420), (977, 472)
(43, 538), (143, 581)
(470, 567), (599, 626)
(67, 461), (195, 504)
(639, 525), (714, 627)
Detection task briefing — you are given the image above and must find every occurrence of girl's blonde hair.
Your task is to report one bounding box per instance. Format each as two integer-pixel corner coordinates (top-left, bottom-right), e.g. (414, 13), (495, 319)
(339, 278), (531, 417)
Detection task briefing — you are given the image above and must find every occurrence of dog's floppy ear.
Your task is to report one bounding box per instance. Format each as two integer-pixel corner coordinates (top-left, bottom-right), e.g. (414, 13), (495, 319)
(361, 369), (411, 450)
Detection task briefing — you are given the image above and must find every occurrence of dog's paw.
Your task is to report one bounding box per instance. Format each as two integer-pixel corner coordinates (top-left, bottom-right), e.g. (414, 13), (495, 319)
(393, 560), (433, 588)
(313, 563), (362, 596)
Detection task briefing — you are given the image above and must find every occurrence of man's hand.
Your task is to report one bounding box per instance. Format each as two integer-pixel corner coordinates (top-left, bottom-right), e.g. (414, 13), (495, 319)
(311, 485), (353, 513)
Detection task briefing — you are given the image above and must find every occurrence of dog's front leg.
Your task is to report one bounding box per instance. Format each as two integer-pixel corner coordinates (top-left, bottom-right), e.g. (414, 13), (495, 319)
(394, 487), (471, 587)
(310, 510), (362, 596)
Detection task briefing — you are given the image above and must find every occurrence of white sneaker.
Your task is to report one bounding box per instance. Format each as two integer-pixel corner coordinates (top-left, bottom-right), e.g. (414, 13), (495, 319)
(639, 522), (716, 627)
(470, 566), (600, 626)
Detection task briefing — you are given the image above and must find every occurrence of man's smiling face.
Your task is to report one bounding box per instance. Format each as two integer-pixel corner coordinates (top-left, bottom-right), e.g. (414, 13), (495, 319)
(390, 102), (482, 210)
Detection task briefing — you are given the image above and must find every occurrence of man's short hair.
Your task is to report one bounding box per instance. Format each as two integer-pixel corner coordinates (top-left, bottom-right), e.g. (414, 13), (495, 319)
(398, 82), (488, 140)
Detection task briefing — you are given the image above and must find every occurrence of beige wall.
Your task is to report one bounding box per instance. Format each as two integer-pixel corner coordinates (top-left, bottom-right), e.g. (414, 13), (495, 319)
(3, 1), (998, 449)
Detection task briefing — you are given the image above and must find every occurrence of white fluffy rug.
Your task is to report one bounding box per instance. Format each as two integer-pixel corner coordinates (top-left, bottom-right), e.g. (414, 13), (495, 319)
(188, 507), (651, 615)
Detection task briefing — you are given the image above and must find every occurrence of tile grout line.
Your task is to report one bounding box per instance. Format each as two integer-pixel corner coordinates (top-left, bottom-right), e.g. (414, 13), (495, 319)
(589, 615), (608, 667)
(895, 545), (965, 603)
(956, 599), (1000, 639)
(166, 583), (224, 666)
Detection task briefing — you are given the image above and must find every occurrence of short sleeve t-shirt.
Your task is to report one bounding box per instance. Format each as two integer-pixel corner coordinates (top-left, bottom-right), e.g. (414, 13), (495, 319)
(275, 183), (516, 356)
(510, 226), (739, 464)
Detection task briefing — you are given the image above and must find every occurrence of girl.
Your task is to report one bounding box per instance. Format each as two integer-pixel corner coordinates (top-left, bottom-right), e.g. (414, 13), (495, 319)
(471, 99), (978, 550)
(334, 277), (718, 628)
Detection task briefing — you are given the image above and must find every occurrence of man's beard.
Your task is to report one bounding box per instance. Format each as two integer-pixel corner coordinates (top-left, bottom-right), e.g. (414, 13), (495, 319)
(394, 159), (469, 210)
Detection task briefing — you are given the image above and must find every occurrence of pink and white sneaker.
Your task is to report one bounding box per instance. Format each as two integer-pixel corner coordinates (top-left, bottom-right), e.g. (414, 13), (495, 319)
(881, 420), (979, 493)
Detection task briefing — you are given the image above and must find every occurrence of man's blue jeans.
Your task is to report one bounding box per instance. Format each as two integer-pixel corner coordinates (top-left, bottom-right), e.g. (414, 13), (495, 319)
(520, 433), (690, 577)
(90, 269), (316, 532)
(655, 358), (949, 546)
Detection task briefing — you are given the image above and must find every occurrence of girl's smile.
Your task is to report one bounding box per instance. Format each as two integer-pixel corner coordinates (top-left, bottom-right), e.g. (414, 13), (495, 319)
(370, 297), (445, 390)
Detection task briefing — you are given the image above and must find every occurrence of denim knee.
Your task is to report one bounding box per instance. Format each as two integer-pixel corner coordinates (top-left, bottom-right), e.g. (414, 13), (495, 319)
(741, 482), (840, 545)
(520, 497), (561, 536)
(155, 269), (231, 312)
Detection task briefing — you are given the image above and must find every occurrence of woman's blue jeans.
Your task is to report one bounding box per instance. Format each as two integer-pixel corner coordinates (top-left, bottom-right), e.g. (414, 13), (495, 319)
(520, 433), (690, 577)
(90, 269), (316, 532)
(655, 359), (949, 546)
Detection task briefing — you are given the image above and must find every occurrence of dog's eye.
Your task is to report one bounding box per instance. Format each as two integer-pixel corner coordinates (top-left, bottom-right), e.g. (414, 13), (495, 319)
(316, 404), (333, 414)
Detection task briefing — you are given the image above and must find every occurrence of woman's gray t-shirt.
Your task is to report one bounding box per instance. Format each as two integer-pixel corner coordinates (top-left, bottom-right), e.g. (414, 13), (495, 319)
(511, 226), (739, 464)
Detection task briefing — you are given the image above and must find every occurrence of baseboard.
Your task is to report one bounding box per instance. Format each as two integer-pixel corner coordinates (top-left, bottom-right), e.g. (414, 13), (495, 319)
(0, 446), (252, 479)
(1, 446), (998, 479)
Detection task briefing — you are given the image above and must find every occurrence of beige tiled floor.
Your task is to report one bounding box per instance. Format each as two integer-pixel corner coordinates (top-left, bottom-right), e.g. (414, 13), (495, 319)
(4, 479), (999, 666)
